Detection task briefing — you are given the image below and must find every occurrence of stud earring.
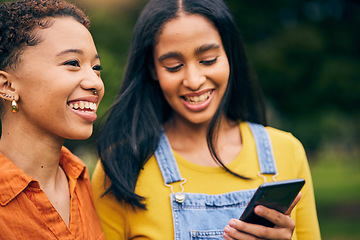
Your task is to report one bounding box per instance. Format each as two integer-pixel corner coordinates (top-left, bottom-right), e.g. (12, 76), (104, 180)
(11, 98), (18, 113)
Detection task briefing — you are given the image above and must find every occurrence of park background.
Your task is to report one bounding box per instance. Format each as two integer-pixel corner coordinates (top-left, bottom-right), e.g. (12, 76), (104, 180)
(3, 0), (359, 239)
(68, 0), (360, 239)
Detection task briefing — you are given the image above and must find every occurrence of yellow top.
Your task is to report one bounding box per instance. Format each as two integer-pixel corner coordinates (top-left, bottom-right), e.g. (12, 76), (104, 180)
(91, 122), (321, 240)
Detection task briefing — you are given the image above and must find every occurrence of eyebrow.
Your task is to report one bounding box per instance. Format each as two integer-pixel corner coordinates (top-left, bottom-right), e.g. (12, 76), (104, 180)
(56, 49), (100, 59)
(157, 43), (221, 62)
(56, 49), (83, 56)
(194, 43), (220, 55)
(158, 51), (181, 62)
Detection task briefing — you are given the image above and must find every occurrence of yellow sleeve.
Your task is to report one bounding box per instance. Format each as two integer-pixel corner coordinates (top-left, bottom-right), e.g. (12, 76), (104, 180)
(91, 161), (129, 240)
(291, 136), (322, 240)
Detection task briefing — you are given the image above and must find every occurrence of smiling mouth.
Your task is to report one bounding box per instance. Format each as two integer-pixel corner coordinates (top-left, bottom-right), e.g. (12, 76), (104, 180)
(183, 90), (212, 104)
(68, 101), (97, 112)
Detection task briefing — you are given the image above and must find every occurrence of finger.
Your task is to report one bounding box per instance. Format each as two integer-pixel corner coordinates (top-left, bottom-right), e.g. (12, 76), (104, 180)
(224, 220), (262, 240)
(232, 213), (294, 239)
(223, 227), (235, 240)
(225, 219), (283, 240)
(255, 205), (295, 229)
(285, 192), (302, 216)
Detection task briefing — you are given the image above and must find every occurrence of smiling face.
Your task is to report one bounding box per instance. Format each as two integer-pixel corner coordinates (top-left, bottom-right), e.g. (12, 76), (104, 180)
(153, 14), (230, 126)
(6, 17), (104, 141)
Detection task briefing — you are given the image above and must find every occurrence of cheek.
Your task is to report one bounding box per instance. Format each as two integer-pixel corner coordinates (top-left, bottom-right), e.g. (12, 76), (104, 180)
(158, 79), (177, 99)
(212, 61), (230, 87)
(157, 71), (180, 97)
(223, 68), (230, 87)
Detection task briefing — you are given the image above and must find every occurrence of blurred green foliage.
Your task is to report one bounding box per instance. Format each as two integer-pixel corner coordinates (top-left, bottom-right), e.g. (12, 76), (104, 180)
(311, 151), (360, 239)
(65, 0), (360, 159)
(226, 0), (360, 153)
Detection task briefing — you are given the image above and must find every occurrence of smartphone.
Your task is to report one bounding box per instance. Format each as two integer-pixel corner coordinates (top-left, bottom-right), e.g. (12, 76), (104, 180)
(239, 178), (305, 227)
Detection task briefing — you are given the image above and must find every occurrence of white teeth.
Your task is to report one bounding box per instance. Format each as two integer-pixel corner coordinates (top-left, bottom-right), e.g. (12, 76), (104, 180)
(185, 91), (211, 104)
(90, 102), (97, 110)
(69, 101), (97, 111)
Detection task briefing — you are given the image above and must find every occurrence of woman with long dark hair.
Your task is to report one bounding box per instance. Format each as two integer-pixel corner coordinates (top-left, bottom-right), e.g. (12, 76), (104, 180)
(92, 0), (320, 239)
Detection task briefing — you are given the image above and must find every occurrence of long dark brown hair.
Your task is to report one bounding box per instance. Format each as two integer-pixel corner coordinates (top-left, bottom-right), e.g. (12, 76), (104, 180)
(97, 0), (267, 209)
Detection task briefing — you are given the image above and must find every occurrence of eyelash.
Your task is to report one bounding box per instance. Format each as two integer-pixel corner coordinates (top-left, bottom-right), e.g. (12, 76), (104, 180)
(165, 64), (183, 73)
(164, 57), (218, 73)
(64, 60), (103, 72)
(93, 65), (103, 71)
(64, 60), (80, 67)
(200, 57), (218, 66)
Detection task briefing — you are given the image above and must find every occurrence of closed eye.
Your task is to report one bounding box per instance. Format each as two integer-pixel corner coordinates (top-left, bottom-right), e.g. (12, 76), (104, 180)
(165, 64), (183, 73)
(200, 57), (218, 66)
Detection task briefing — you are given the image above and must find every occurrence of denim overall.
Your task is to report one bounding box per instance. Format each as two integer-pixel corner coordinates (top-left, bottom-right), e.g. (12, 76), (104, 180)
(154, 122), (277, 239)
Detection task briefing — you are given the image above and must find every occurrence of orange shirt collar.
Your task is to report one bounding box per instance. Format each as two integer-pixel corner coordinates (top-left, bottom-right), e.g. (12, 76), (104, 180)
(0, 146), (86, 206)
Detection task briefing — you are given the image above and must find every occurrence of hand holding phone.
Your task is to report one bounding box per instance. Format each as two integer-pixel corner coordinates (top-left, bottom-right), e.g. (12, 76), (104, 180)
(240, 178), (305, 227)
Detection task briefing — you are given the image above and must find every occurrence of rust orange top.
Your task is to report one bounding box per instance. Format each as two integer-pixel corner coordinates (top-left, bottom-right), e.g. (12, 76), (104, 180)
(0, 147), (104, 240)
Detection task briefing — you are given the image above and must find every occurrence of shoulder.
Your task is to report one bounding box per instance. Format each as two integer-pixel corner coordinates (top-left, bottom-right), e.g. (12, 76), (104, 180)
(91, 160), (107, 193)
(91, 161), (116, 200)
(265, 126), (304, 151)
(264, 125), (309, 177)
(242, 122), (304, 151)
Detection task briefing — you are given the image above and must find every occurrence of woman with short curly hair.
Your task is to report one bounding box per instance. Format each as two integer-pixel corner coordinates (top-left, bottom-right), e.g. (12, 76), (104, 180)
(0, 0), (105, 239)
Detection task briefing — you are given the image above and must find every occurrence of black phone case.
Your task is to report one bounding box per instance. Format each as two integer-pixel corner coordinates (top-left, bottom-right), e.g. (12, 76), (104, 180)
(240, 178), (305, 227)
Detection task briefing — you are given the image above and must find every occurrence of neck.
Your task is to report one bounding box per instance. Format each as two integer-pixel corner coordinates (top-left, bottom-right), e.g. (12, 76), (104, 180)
(0, 123), (64, 188)
(164, 117), (210, 145)
(164, 114), (237, 142)
(0, 115), (71, 227)
(163, 115), (241, 166)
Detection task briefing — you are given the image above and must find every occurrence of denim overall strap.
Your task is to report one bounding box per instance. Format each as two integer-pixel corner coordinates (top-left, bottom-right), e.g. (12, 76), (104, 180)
(154, 128), (182, 184)
(154, 122), (277, 183)
(248, 122), (277, 175)
(154, 123), (278, 239)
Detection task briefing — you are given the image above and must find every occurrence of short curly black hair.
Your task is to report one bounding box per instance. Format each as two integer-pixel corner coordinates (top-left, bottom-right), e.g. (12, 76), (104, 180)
(0, 0), (90, 70)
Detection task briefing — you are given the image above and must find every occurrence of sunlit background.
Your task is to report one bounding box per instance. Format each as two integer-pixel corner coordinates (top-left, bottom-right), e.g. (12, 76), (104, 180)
(1, 0), (359, 239)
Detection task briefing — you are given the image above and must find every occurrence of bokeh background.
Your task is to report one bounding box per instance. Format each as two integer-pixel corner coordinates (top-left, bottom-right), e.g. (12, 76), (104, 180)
(3, 0), (359, 239)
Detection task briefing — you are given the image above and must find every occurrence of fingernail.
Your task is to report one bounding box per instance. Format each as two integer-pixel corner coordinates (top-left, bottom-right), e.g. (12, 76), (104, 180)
(229, 220), (236, 227)
(256, 206), (263, 214)
(224, 226), (230, 234)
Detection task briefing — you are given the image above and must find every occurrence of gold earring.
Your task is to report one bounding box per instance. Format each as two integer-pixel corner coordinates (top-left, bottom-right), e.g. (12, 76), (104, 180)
(11, 98), (18, 113)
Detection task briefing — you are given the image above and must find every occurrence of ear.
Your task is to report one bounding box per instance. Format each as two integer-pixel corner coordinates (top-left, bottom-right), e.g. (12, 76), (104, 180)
(0, 71), (19, 102)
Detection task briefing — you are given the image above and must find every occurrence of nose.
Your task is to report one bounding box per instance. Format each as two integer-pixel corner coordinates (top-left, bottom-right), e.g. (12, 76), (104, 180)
(80, 67), (104, 94)
(182, 64), (206, 90)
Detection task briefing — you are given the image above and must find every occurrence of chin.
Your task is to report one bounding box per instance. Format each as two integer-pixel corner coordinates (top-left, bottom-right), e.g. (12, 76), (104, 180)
(66, 129), (93, 140)
(185, 114), (214, 125)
